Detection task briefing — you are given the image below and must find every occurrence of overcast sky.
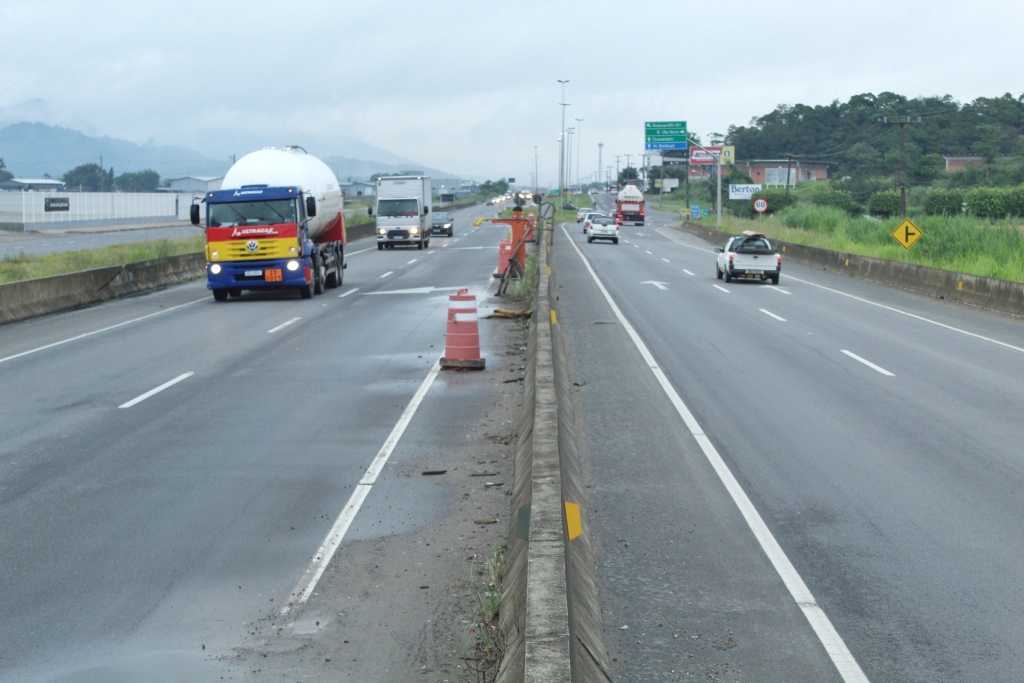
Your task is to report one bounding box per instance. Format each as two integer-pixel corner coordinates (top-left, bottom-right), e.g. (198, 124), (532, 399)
(2, 0), (1023, 185)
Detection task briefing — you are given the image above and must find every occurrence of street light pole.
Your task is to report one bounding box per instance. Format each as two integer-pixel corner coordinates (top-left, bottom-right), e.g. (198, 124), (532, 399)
(689, 142), (723, 228)
(575, 118), (583, 191)
(566, 128), (574, 198)
(558, 79), (569, 201)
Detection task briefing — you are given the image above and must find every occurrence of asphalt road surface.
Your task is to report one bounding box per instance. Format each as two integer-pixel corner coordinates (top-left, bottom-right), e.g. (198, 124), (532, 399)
(554, 192), (1024, 682)
(0, 204), (513, 682)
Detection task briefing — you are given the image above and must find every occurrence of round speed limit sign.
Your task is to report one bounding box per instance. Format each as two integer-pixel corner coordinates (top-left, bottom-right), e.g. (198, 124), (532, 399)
(753, 198), (769, 214)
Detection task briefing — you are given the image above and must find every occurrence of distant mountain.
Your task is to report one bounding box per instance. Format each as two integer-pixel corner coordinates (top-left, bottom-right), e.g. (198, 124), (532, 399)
(0, 122), (455, 183)
(0, 122), (230, 179)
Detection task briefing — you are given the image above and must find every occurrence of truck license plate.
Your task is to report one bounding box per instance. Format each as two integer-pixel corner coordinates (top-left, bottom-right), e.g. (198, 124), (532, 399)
(264, 269), (283, 282)
(244, 269), (263, 277)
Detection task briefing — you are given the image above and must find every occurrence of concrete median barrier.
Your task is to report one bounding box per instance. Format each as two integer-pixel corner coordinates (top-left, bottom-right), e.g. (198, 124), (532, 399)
(680, 221), (1024, 317)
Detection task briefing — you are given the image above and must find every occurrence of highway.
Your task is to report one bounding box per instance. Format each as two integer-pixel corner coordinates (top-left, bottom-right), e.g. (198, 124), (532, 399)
(0, 223), (200, 258)
(553, 192), (1024, 682)
(0, 204), (516, 682)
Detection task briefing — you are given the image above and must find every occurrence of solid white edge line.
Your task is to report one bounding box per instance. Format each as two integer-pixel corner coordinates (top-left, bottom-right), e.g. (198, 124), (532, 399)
(338, 288), (360, 298)
(560, 224), (870, 683)
(713, 284), (730, 293)
(118, 371), (194, 408)
(267, 317), (301, 334)
(760, 308), (787, 322)
(345, 247), (372, 257)
(0, 297), (205, 365)
(784, 274), (1024, 354)
(380, 271), (394, 278)
(841, 350), (895, 377)
(283, 358), (442, 613)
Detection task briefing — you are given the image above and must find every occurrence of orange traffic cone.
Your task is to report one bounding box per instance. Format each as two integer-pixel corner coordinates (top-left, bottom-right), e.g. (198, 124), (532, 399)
(440, 289), (485, 370)
(494, 240), (512, 278)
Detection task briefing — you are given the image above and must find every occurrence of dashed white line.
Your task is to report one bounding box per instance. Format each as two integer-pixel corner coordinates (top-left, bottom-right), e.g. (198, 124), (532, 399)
(760, 309), (787, 322)
(645, 250), (653, 255)
(841, 350), (895, 376)
(407, 258), (418, 264)
(339, 288), (360, 298)
(766, 286), (792, 294)
(661, 258), (670, 263)
(380, 271), (394, 278)
(713, 285), (730, 293)
(268, 317), (301, 334)
(428, 250), (435, 254)
(0, 298), (206, 365)
(633, 244), (639, 248)
(560, 223), (870, 683)
(346, 247), (372, 257)
(683, 269), (695, 276)
(283, 358), (442, 613)
(119, 372), (193, 409)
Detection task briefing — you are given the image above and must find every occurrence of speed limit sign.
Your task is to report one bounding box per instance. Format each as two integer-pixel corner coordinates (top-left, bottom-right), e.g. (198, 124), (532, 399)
(753, 198), (769, 214)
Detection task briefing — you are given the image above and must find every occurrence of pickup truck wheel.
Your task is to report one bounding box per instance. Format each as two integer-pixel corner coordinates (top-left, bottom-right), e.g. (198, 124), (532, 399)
(770, 274), (780, 285)
(213, 289), (228, 302)
(377, 243), (383, 250)
(613, 238), (619, 244)
(417, 240), (424, 250)
(724, 270), (732, 283)
(716, 265), (723, 280)
(587, 236), (593, 243)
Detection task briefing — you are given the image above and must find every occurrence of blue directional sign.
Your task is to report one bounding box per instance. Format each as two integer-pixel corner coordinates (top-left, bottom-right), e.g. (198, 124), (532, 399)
(646, 121), (688, 150)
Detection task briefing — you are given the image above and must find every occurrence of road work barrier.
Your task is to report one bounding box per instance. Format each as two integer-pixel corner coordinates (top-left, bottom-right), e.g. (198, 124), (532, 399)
(681, 221), (1024, 317)
(439, 289), (485, 369)
(497, 225), (612, 683)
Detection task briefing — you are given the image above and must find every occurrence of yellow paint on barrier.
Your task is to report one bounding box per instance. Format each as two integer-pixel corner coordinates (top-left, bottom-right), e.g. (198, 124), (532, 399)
(564, 501), (582, 541)
(958, 281), (964, 291)
(845, 258), (850, 267)
(547, 266), (552, 276)
(550, 310), (558, 325)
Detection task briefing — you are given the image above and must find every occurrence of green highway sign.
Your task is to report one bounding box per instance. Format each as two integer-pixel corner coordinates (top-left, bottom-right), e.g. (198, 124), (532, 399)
(645, 121), (687, 150)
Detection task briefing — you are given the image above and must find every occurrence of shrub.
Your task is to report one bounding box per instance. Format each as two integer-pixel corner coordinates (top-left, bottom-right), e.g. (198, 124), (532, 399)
(780, 203), (848, 234)
(810, 187), (856, 214)
(923, 187), (964, 216)
(965, 187), (1010, 219)
(867, 190), (900, 217)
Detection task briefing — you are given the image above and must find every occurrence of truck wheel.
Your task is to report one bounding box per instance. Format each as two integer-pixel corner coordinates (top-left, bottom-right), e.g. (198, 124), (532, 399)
(313, 254), (325, 295)
(299, 281), (313, 299)
(326, 249), (341, 289)
(377, 243), (383, 251)
(771, 274), (780, 285)
(417, 240), (424, 250)
(613, 238), (619, 244)
(213, 289), (228, 302)
(724, 271), (732, 283)
(228, 288), (242, 297)
(716, 265), (723, 280)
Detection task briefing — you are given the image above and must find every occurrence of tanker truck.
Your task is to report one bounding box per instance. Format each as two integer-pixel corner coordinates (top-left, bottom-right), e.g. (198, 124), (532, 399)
(615, 184), (645, 225)
(191, 146), (346, 300)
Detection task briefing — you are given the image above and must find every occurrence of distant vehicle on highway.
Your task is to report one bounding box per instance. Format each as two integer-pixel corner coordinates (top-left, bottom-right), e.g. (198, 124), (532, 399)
(582, 211), (607, 234)
(715, 231), (781, 284)
(562, 202), (577, 211)
(371, 176), (432, 250)
(431, 212), (454, 236)
(616, 185), (645, 225)
(587, 216), (619, 244)
(576, 207), (591, 222)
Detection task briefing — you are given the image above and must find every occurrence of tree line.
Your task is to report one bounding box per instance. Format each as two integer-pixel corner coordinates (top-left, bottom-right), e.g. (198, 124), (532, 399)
(0, 159), (162, 192)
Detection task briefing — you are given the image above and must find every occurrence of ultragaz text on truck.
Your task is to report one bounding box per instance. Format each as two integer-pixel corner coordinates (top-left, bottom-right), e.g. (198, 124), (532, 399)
(370, 175), (432, 250)
(191, 147), (347, 300)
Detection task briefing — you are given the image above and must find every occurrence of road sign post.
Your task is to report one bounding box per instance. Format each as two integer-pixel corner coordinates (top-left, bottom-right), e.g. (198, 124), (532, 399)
(891, 218), (922, 249)
(753, 198), (769, 214)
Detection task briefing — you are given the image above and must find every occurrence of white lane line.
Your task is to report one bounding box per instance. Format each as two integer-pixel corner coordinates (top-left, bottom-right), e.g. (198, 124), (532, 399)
(661, 258), (670, 263)
(380, 271), (394, 278)
(633, 244), (639, 249)
(0, 298), (205, 365)
(267, 317), (301, 334)
(338, 288), (360, 298)
(683, 269), (695, 276)
(767, 286), (792, 295)
(119, 372), (194, 408)
(283, 358), (442, 613)
(428, 250), (435, 254)
(785, 274), (1024, 354)
(346, 247), (372, 257)
(760, 308), (787, 322)
(407, 259), (418, 264)
(561, 224), (870, 683)
(645, 250), (653, 255)
(713, 285), (730, 293)
(841, 350), (895, 376)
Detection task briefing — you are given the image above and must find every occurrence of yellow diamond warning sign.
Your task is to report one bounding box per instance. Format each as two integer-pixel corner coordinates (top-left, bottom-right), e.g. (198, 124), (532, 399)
(891, 219), (923, 250)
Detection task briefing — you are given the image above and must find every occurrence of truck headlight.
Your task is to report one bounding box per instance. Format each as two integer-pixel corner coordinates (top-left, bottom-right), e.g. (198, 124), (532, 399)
(210, 251), (219, 260)
(378, 227), (386, 235)
(289, 246), (298, 255)
(286, 260), (300, 271)
(409, 226), (419, 234)
(209, 263), (222, 274)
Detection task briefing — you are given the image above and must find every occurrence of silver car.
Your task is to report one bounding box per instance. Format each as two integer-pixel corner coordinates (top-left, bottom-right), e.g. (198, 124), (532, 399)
(587, 216), (619, 244)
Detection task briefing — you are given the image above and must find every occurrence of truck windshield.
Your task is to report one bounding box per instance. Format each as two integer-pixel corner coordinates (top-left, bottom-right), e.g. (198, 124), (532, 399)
(378, 199), (419, 217)
(208, 200), (297, 227)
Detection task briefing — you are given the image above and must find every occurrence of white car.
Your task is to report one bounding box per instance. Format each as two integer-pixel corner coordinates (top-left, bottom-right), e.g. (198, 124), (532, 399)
(581, 212), (607, 233)
(576, 207), (591, 222)
(715, 231), (781, 284)
(586, 216), (619, 244)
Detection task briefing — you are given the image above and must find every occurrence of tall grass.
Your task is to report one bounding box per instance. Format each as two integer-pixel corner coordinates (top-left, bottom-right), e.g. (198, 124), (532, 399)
(0, 237), (205, 284)
(712, 207), (1024, 282)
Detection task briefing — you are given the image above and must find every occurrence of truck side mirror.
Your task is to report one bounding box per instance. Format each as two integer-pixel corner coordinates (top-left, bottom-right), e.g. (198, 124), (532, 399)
(305, 196), (317, 218)
(714, 247), (723, 253)
(367, 206), (373, 216)
(423, 206), (430, 216)
(190, 204), (201, 226)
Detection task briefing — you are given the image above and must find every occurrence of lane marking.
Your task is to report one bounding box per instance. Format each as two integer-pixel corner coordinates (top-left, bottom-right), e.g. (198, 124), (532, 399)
(0, 298), (205, 365)
(785, 275), (1024, 354)
(364, 286), (462, 295)
(268, 317), (301, 334)
(284, 359), (441, 613)
(661, 258), (670, 263)
(760, 308), (787, 322)
(560, 224), (870, 683)
(633, 244), (639, 249)
(339, 288), (360, 298)
(645, 250), (653, 255)
(841, 350), (895, 376)
(380, 271), (394, 278)
(346, 247), (372, 257)
(428, 250), (435, 254)
(767, 287), (792, 295)
(119, 372), (193, 408)
(683, 269), (695, 276)
(713, 285), (730, 293)
(407, 259), (417, 264)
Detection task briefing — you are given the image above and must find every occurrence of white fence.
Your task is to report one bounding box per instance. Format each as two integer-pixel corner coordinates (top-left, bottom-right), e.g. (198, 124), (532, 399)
(0, 192), (180, 230)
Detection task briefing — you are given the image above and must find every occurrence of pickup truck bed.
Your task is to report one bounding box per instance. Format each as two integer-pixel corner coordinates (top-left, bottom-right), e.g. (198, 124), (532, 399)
(715, 232), (781, 284)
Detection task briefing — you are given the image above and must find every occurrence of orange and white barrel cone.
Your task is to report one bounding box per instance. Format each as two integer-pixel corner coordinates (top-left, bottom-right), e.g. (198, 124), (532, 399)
(526, 214), (536, 242)
(494, 240), (512, 278)
(440, 288), (485, 370)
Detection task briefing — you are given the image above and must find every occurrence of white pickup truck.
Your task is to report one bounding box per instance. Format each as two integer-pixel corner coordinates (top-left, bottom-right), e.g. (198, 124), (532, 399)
(715, 231), (781, 284)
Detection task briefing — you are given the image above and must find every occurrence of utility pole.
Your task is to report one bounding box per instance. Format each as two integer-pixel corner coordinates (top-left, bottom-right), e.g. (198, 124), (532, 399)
(784, 155), (794, 207)
(614, 156), (621, 188)
(689, 142), (722, 228)
(534, 146), (539, 193)
(597, 142), (603, 190)
(884, 116), (922, 219)
(624, 154), (632, 185)
(558, 79), (570, 201)
(575, 118), (583, 191)
(566, 128), (574, 197)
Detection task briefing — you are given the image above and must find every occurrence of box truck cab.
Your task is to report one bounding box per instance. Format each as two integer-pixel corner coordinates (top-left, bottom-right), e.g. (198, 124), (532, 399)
(371, 176), (432, 250)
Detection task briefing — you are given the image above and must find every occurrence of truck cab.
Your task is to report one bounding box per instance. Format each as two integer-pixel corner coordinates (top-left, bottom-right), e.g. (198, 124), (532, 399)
(371, 176), (432, 250)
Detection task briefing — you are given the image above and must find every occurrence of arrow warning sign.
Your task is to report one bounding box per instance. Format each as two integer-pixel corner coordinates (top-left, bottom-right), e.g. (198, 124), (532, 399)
(891, 218), (923, 249)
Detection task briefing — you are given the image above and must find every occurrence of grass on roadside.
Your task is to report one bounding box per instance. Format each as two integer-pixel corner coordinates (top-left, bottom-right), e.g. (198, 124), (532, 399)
(506, 253), (538, 301)
(0, 236), (205, 284)
(460, 543), (507, 683)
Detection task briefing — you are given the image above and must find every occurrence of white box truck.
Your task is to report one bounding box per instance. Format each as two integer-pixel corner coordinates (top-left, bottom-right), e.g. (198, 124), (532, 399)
(370, 176), (432, 250)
